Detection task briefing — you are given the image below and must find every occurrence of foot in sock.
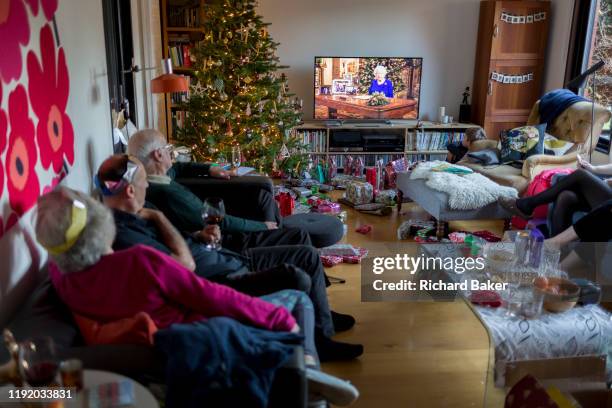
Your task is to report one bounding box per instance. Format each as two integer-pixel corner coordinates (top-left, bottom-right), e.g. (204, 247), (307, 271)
(306, 368), (359, 406)
(331, 311), (356, 332)
(498, 196), (533, 218)
(315, 332), (363, 362)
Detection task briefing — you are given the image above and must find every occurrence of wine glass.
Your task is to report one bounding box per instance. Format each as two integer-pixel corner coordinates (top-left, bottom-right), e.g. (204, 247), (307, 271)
(19, 337), (59, 387)
(231, 146), (241, 169)
(201, 197), (225, 250)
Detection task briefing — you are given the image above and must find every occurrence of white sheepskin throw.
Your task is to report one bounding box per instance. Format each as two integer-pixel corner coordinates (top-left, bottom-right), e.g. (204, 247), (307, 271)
(410, 161), (518, 210)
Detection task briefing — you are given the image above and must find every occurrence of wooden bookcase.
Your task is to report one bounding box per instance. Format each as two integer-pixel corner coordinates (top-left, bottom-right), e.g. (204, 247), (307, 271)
(159, 0), (206, 140)
(294, 120), (481, 171)
(471, 0), (550, 139)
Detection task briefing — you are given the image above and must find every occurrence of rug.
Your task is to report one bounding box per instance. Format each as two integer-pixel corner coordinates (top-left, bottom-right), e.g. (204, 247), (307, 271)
(410, 161), (518, 210)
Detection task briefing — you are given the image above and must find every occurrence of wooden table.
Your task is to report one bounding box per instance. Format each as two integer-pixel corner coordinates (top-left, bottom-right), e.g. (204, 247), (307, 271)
(315, 94), (417, 119)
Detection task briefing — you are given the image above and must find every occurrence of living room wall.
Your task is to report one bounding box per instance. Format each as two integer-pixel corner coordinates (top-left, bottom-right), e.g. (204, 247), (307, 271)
(0, 0), (113, 323)
(258, 0), (575, 121)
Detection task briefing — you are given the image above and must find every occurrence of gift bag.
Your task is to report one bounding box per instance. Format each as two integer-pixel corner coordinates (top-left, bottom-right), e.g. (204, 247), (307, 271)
(353, 157), (364, 177)
(328, 157), (338, 181)
(275, 192), (295, 217)
(344, 155), (353, 175)
(365, 167), (377, 190)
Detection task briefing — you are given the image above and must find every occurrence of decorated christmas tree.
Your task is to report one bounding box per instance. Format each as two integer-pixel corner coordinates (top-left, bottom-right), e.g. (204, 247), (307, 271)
(174, 0), (305, 174)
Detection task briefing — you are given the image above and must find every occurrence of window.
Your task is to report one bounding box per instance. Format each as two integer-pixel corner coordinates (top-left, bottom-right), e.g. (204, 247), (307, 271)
(585, 0), (611, 123)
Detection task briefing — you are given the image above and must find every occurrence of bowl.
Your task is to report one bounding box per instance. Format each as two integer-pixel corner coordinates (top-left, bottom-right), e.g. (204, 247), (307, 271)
(534, 276), (580, 313)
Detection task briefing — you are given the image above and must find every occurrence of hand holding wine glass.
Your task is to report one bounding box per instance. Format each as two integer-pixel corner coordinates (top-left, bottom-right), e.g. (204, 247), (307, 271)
(201, 198), (225, 250)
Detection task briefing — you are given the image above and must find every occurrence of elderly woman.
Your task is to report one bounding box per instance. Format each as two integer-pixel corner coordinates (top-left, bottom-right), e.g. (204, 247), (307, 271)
(35, 187), (358, 406)
(368, 65), (394, 97)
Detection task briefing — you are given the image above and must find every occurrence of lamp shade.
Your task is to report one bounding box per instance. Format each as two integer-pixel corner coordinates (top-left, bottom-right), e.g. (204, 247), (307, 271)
(150, 58), (189, 93)
(151, 73), (189, 93)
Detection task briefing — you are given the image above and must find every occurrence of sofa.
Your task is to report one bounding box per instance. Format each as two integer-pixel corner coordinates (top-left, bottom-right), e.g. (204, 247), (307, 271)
(459, 100), (611, 195)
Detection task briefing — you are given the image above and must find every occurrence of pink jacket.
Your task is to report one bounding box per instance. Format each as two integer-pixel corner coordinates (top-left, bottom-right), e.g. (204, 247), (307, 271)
(49, 245), (295, 332)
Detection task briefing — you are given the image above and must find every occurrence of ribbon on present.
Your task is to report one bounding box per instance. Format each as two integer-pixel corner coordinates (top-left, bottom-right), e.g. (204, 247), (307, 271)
(275, 192), (295, 216)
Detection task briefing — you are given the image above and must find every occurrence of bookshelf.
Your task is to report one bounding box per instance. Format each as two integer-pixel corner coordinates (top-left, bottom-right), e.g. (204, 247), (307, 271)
(293, 120), (481, 171)
(160, 0), (206, 140)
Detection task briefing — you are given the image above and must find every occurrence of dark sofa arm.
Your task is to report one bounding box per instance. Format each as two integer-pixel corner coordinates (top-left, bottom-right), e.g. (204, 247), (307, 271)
(268, 346), (307, 408)
(176, 175), (281, 223)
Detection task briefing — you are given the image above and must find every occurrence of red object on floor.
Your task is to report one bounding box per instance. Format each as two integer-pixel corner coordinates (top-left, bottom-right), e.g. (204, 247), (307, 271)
(469, 290), (502, 308)
(512, 168), (574, 229)
(321, 255), (343, 267)
(275, 192), (294, 216)
(355, 224), (372, 234)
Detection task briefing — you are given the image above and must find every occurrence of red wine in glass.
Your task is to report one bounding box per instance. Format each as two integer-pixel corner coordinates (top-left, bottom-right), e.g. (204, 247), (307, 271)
(24, 361), (59, 387)
(19, 337), (59, 387)
(201, 198), (225, 250)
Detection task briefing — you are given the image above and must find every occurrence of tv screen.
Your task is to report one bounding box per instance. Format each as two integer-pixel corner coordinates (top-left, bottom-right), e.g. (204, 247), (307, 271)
(314, 57), (423, 120)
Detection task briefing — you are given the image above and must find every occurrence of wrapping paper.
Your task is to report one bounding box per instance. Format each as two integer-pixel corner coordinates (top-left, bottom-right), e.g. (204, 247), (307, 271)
(345, 181), (373, 205)
(375, 189), (397, 206)
(275, 192), (294, 216)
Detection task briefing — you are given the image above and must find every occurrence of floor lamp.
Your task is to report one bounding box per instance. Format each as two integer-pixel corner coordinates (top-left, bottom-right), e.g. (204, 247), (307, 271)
(151, 59), (189, 140)
(565, 60), (605, 162)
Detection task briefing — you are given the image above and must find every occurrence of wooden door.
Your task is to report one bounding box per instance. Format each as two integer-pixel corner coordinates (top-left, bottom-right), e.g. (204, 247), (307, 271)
(486, 59), (544, 118)
(491, 1), (550, 60)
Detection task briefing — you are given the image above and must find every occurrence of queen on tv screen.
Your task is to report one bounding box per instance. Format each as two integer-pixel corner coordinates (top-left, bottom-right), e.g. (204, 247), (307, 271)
(314, 57), (423, 120)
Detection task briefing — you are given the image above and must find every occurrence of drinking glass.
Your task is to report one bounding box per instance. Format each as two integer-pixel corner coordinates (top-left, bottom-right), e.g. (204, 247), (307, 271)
(19, 337), (59, 387)
(231, 146), (241, 169)
(60, 359), (84, 391)
(513, 230), (531, 266)
(201, 197), (225, 250)
(503, 284), (544, 319)
(539, 242), (561, 277)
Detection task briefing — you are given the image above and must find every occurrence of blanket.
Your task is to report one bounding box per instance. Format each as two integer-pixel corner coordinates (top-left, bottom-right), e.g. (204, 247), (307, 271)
(410, 161), (518, 210)
(155, 317), (302, 408)
(539, 89), (588, 130)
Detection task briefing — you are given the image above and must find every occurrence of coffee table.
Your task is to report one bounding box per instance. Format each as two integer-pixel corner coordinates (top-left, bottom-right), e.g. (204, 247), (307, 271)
(396, 176), (511, 238)
(419, 243), (612, 404)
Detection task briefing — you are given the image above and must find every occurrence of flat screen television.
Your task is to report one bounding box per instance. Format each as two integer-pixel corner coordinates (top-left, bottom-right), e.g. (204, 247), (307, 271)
(314, 57), (423, 120)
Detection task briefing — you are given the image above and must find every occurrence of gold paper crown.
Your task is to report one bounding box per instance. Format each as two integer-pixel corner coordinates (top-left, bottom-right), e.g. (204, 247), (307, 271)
(43, 200), (87, 255)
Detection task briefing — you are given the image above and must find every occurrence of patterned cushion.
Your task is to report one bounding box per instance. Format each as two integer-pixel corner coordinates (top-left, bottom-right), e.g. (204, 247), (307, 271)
(543, 133), (576, 156)
(500, 124), (546, 163)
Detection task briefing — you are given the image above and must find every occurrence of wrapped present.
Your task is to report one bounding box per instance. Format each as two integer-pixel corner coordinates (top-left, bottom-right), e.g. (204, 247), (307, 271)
(330, 175), (353, 189)
(448, 231), (468, 243)
(321, 255), (343, 268)
(472, 230), (501, 242)
(397, 219), (435, 240)
(345, 181), (373, 205)
(328, 157), (338, 181)
(375, 189), (397, 206)
(391, 157), (409, 172)
(275, 192), (294, 217)
(365, 167), (377, 190)
(320, 244), (359, 257)
(343, 155), (353, 176)
(353, 157), (364, 177)
(384, 162), (397, 189)
(343, 247), (368, 264)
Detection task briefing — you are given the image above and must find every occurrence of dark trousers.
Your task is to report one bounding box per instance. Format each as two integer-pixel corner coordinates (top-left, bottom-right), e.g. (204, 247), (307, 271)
(222, 227), (313, 254)
(519, 169), (612, 240)
(212, 245), (335, 338)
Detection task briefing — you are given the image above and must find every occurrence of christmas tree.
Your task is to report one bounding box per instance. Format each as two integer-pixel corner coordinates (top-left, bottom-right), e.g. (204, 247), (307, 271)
(174, 0), (305, 174)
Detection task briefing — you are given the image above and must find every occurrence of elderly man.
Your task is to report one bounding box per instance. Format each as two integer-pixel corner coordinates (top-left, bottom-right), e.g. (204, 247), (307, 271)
(127, 128), (311, 253)
(95, 154), (362, 361)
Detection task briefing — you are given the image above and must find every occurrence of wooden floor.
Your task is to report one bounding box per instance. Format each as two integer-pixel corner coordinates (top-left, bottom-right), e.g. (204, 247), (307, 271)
(321, 195), (506, 407)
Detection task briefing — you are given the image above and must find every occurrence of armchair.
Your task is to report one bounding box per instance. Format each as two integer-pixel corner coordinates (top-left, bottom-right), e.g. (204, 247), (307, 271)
(460, 100), (611, 195)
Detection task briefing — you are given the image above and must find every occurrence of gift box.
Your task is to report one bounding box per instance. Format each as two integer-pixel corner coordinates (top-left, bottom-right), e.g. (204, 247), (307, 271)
(397, 220), (435, 240)
(321, 255), (343, 267)
(343, 247), (368, 264)
(375, 189), (397, 206)
(311, 202), (341, 214)
(275, 192), (294, 217)
(345, 180), (373, 205)
(320, 244), (359, 257)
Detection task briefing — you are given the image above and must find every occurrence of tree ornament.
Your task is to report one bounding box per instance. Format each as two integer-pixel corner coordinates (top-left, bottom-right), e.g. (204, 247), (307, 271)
(278, 143), (290, 159)
(220, 92), (228, 101)
(278, 120), (284, 126)
(245, 103), (251, 116)
(213, 78), (225, 93)
(243, 76), (252, 84)
(219, 115), (226, 124)
(190, 82), (206, 97)
(226, 123), (233, 137)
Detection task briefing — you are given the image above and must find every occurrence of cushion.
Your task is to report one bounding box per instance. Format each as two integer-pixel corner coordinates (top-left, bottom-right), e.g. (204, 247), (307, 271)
(73, 312), (158, 346)
(543, 133), (576, 156)
(467, 149), (500, 165)
(283, 213), (344, 248)
(500, 124), (546, 163)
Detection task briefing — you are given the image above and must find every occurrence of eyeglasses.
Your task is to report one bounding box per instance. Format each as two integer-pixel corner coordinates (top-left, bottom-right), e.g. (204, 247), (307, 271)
(95, 155), (140, 196)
